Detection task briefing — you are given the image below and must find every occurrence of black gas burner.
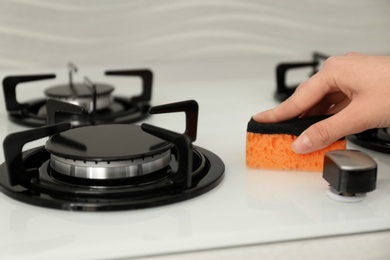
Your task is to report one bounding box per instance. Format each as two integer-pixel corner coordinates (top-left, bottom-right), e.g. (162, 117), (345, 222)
(0, 100), (225, 211)
(2, 63), (153, 127)
(347, 128), (390, 154)
(46, 124), (174, 179)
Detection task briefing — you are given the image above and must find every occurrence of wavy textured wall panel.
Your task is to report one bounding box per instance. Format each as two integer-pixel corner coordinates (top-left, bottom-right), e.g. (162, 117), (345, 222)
(0, 0), (389, 69)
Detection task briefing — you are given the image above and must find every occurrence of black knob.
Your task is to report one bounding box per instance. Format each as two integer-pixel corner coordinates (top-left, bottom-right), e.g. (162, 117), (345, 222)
(323, 150), (377, 195)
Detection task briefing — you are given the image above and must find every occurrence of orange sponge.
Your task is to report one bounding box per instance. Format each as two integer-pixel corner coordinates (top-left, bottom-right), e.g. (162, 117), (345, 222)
(246, 117), (346, 171)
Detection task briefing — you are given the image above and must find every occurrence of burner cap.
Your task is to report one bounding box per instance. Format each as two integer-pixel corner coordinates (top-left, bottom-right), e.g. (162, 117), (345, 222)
(45, 83), (114, 98)
(45, 83), (114, 111)
(45, 125), (173, 179)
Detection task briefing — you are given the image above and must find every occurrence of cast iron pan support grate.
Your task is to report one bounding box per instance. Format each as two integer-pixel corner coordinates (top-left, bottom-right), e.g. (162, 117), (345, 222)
(142, 124), (193, 189)
(3, 74), (56, 113)
(275, 52), (329, 101)
(144, 99), (200, 188)
(149, 100), (198, 142)
(3, 123), (72, 186)
(105, 69), (153, 104)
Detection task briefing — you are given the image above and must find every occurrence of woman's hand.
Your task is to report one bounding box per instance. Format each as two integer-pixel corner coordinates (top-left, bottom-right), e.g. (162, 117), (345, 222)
(253, 52), (390, 154)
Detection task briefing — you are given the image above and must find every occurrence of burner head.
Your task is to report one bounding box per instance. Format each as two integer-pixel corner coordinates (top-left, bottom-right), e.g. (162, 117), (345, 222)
(45, 124), (173, 179)
(44, 83), (114, 111)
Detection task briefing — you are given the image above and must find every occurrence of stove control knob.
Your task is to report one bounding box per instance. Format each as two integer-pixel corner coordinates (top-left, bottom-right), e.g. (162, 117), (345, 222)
(322, 150), (377, 202)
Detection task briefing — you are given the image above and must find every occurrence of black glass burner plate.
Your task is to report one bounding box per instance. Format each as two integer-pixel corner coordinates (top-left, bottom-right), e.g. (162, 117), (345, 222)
(0, 145), (224, 211)
(45, 124), (172, 161)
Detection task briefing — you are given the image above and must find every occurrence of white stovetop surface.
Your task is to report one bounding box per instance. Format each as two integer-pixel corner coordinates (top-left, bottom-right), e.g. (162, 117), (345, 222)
(0, 60), (389, 260)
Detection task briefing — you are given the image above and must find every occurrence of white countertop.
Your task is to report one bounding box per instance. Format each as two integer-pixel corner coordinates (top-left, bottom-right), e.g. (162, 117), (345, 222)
(0, 60), (389, 260)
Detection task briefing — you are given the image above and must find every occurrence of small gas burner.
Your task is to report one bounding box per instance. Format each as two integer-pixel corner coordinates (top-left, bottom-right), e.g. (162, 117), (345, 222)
(2, 63), (153, 127)
(348, 128), (390, 154)
(275, 52), (328, 101)
(0, 100), (225, 211)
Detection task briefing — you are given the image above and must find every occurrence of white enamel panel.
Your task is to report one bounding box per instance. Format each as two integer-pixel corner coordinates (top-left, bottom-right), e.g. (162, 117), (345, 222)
(0, 60), (389, 259)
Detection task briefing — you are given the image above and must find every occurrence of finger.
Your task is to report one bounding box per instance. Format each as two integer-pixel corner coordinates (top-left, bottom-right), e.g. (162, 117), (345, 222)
(326, 97), (351, 114)
(343, 51), (366, 57)
(291, 100), (369, 154)
(254, 68), (336, 122)
(300, 91), (348, 117)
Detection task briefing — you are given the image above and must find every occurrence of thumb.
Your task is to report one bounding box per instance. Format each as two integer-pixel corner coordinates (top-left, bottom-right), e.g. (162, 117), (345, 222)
(291, 104), (367, 154)
(291, 121), (334, 154)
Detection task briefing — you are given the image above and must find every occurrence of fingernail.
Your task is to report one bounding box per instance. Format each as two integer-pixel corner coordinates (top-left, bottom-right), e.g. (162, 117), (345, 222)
(252, 112), (263, 121)
(253, 110), (271, 121)
(292, 133), (313, 154)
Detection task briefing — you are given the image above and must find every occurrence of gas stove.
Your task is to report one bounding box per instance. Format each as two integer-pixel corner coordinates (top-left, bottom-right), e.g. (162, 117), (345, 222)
(0, 61), (389, 260)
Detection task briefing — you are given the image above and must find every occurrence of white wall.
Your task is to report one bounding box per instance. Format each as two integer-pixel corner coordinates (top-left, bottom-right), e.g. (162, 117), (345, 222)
(0, 0), (389, 69)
